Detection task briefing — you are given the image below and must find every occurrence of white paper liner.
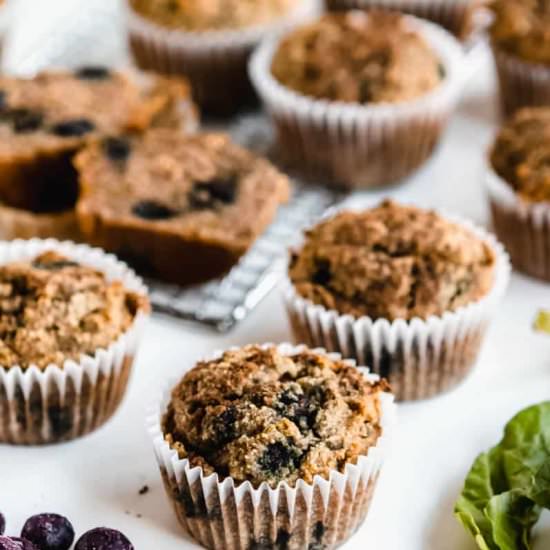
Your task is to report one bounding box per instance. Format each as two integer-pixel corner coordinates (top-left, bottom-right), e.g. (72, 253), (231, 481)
(0, 239), (149, 445)
(492, 45), (550, 118)
(148, 343), (396, 550)
(249, 13), (466, 188)
(325, 0), (478, 38)
(284, 213), (511, 401)
(124, 0), (320, 113)
(486, 165), (550, 281)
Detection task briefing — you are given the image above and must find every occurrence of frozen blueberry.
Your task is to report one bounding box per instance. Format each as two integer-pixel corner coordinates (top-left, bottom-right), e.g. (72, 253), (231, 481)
(8, 538), (38, 550)
(51, 118), (95, 137)
(0, 537), (19, 550)
(75, 528), (134, 550)
(4, 109), (44, 133)
(103, 137), (131, 162)
(21, 514), (75, 550)
(132, 200), (178, 220)
(75, 66), (111, 80)
(189, 176), (237, 209)
(0, 513), (4, 535)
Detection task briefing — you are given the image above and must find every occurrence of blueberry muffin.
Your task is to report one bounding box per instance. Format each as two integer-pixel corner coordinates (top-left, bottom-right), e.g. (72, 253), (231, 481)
(157, 344), (392, 549)
(271, 11), (443, 104)
(286, 201), (508, 400)
(488, 107), (550, 280)
(75, 130), (290, 286)
(0, 245), (149, 445)
(250, 10), (464, 187)
(0, 68), (196, 241)
(490, 0), (550, 115)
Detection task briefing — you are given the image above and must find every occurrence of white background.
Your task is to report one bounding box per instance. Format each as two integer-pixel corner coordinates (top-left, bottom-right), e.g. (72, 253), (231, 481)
(1, 1), (550, 549)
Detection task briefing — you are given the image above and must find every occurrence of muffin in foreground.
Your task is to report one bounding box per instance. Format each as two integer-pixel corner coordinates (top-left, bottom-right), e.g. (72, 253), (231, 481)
(75, 129), (290, 286)
(488, 107), (550, 281)
(286, 200), (510, 400)
(0, 68), (196, 242)
(490, 0), (550, 116)
(0, 242), (149, 445)
(324, 0), (479, 39)
(250, 10), (464, 188)
(125, 0), (316, 115)
(150, 343), (394, 549)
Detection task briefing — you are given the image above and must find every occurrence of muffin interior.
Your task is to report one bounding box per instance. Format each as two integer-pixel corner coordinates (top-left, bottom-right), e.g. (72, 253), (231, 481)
(163, 345), (388, 488)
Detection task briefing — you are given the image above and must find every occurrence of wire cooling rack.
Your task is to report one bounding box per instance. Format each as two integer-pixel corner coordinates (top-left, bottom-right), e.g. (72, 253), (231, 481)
(6, 1), (344, 330)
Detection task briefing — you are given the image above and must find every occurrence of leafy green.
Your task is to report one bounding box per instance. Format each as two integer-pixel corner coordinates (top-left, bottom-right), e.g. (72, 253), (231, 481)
(455, 402), (550, 550)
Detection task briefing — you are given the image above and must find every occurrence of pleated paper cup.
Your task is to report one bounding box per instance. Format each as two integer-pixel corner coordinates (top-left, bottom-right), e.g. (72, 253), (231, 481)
(492, 45), (550, 118)
(486, 165), (550, 282)
(324, 0), (481, 39)
(284, 216), (510, 401)
(0, 239), (149, 445)
(124, 0), (319, 116)
(148, 343), (396, 550)
(249, 14), (466, 189)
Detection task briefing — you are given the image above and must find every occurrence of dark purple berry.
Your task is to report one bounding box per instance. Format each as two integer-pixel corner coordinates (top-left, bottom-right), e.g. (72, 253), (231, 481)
(5, 109), (44, 133)
(103, 137), (131, 161)
(21, 514), (74, 550)
(75, 66), (111, 80)
(0, 537), (19, 550)
(51, 119), (95, 137)
(189, 176), (237, 209)
(8, 538), (38, 550)
(75, 528), (134, 550)
(132, 200), (178, 220)
(0, 513), (4, 535)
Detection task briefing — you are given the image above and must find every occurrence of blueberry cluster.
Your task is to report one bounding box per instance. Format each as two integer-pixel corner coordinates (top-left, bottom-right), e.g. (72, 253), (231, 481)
(0, 513), (133, 550)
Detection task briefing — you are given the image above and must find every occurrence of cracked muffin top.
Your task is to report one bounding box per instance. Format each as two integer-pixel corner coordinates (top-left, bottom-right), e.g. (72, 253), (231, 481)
(289, 201), (496, 321)
(0, 251), (149, 369)
(490, 0), (550, 64)
(129, 0), (297, 30)
(75, 130), (290, 250)
(491, 107), (550, 202)
(0, 68), (193, 158)
(271, 11), (443, 104)
(163, 345), (388, 488)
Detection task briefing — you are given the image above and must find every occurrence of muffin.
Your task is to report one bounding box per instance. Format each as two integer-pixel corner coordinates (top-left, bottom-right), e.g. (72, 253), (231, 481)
(250, 11), (465, 188)
(149, 343), (395, 549)
(487, 107), (550, 281)
(0, 242), (149, 445)
(490, 0), (550, 116)
(285, 201), (510, 400)
(125, 0), (317, 115)
(0, 68), (196, 242)
(324, 0), (480, 40)
(75, 130), (290, 286)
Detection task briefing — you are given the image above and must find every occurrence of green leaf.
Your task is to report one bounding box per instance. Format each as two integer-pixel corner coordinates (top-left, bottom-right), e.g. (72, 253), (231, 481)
(455, 402), (550, 550)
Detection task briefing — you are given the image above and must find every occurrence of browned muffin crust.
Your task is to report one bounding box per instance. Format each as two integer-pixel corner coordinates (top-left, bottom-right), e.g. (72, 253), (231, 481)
(271, 11), (442, 104)
(289, 201), (496, 321)
(75, 130), (290, 286)
(164, 345), (388, 488)
(491, 107), (550, 202)
(490, 0), (550, 64)
(130, 0), (297, 30)
(0, 251), (148, 369)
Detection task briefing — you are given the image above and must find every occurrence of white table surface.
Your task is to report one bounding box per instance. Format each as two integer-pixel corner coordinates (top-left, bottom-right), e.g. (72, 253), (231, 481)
(2, 2), (550, 549)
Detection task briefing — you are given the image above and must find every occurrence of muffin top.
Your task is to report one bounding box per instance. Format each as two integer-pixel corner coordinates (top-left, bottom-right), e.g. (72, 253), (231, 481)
(490, 0), (550, 64)
(289, 201), (496, 321)
(0, 68), (192, 158)
(164, 345), (388, 488)
(130, 0), (296, 30)
(271, 11), (443, 104)
(491, 107), (550, 202)
(75, 130), (290, 250)
(0, 251), (148, 369)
